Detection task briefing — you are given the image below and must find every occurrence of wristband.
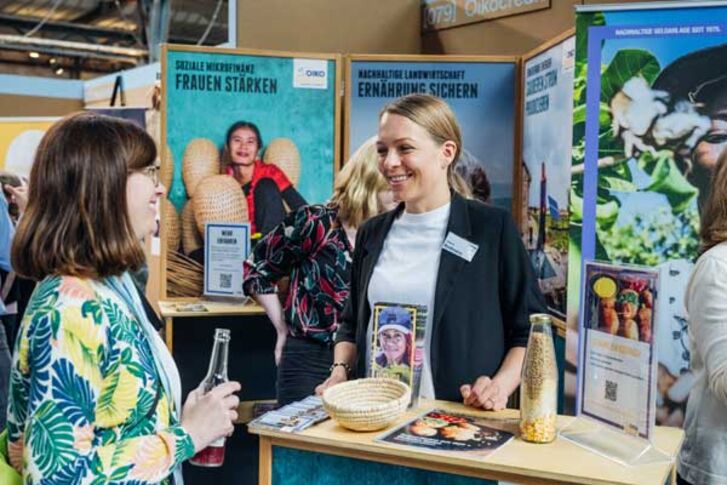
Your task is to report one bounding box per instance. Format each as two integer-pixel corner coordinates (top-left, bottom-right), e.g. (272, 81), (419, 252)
(329, 362), (352, 376)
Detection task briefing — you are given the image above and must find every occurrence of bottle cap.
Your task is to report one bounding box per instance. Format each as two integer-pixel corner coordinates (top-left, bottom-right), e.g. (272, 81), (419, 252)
(529, 313), (552, 325)
(214, 328), (231, 341)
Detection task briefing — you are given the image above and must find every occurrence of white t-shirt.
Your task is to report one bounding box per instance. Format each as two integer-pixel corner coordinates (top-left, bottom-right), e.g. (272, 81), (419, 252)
(366, 202), (450, 399)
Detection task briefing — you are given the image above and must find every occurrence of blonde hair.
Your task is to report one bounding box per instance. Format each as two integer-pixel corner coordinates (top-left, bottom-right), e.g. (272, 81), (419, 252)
(699, 150), (727, 254)
(330, 137), (389, 229)
(381, 94), (471, 198)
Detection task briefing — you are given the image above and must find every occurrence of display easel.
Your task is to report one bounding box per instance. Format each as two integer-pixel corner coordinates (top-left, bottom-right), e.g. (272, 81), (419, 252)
(562, 260), (673, 466)
(560, 414), (672, 466)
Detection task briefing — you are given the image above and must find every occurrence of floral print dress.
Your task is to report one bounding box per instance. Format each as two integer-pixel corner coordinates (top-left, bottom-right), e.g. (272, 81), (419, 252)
(6, 276), (194, 484)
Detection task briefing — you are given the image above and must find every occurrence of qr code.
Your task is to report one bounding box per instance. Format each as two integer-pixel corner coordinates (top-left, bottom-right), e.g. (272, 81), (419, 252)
(219, 273), (232, 289)
(605, 380), (618, 402)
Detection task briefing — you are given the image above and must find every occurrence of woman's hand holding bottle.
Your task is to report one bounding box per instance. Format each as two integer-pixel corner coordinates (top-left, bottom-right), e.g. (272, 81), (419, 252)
(182, 381), (241, 452)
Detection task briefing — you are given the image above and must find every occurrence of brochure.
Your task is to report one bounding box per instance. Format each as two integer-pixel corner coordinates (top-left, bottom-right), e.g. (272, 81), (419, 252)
(248, 395), (328, 433)
(377, 409), (514, 459)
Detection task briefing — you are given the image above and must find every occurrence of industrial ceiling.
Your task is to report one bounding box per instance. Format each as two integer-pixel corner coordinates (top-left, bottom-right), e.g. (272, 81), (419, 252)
(0, 0), (229, 78)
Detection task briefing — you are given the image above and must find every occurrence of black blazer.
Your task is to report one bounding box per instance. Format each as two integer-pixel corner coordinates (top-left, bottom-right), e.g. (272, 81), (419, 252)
(336, 192), (545, 401)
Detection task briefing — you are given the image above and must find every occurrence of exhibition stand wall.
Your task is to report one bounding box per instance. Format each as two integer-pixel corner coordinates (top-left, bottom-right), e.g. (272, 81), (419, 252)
(2, 1), (713, 482)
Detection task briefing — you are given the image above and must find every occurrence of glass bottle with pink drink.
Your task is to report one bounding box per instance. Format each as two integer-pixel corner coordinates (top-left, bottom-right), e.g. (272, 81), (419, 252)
(190, 328), (231, 467)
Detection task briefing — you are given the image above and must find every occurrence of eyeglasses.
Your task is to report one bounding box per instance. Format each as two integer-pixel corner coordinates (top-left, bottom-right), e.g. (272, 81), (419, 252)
(131, 165), (161, 186)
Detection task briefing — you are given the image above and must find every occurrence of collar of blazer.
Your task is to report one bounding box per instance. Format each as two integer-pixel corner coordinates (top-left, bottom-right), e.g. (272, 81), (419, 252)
(360, 191), (473, 338)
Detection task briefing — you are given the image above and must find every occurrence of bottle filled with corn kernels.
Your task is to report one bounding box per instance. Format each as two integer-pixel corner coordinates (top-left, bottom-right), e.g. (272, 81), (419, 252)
(519, 314), (558, 443)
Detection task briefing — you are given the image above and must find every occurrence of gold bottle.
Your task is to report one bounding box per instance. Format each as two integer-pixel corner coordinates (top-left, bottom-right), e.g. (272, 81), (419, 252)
(519, 314), (558, 443)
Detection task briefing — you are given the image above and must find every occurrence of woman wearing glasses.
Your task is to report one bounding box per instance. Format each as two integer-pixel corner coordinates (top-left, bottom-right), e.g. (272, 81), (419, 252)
(5, 113), (240, 484)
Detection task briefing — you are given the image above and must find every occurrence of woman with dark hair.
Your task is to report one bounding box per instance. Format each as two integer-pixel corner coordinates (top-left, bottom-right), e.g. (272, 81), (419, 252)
(223, 121), (307, 235)
(677, 150), (727, 485)
(5, 112), (240, 483)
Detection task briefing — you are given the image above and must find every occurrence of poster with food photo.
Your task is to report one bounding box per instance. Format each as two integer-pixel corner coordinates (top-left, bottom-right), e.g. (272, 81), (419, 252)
(579, 261), (658, 439)
(377, 409), (513, 459)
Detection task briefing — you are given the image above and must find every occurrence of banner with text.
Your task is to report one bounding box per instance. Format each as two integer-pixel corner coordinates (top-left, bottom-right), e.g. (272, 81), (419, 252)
(163, 46), (338, 298)
(567, 4), (727, 424)
(348, 58), (517, 211)
(521, 35), (575, 318)
(423, 0), (550, 32)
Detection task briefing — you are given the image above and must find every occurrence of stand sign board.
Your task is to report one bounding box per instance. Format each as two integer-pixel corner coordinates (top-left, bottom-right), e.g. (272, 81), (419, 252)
(561, 260), (666, 466)
(578, 261), (658, 440)
(204, 222), (249, 298)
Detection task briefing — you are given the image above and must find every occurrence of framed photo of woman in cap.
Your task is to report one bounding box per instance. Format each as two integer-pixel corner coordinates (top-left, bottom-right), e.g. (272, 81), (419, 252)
(370, 303), (422, 387)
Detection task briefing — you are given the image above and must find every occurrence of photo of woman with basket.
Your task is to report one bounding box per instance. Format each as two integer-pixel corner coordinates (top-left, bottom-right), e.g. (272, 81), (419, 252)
(4, 112), (240, 484)
(317, 93), (543, 411)
(223, 120), (308, 236)
(244, 137), (395, 405)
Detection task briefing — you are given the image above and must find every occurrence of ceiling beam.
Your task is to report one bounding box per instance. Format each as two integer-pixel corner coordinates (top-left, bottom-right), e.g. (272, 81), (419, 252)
(0, 35), (145, 64)
(0, 13), (138, 43)
(0, 56), (120, 74)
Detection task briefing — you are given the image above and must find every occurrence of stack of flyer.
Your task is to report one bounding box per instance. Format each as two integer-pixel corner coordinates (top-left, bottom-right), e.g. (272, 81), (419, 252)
(248, 396), (329, 433)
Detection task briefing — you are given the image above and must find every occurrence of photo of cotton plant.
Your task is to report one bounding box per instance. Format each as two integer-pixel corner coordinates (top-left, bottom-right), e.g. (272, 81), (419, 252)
(566, 6), (727, 425)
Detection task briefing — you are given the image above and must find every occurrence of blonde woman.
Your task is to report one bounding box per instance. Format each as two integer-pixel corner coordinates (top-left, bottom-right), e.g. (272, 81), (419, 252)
(243, 138), (395, 404)
(318, 94), (538, 410)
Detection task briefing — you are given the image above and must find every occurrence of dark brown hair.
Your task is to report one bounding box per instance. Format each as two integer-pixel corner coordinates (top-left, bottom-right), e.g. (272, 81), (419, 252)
(700, 149), (727, 254)
(12, 112), (156, 280)
(380, 94), (471, 197)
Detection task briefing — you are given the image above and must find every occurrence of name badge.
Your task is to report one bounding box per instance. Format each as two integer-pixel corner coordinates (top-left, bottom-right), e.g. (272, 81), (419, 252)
(442, 232), (478, 262)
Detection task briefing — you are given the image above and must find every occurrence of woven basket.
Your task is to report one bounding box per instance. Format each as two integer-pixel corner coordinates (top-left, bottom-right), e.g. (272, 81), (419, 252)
(183, 138), (220, 198)
(160, 144), (174, 188)
(162, 199), (180, 252)
(181, 200), (203, 255)
(192, 175), (248, 234)
(263, 138), (301, 186)
(322, 378), (411, 431)
(166, 250), (203, 297)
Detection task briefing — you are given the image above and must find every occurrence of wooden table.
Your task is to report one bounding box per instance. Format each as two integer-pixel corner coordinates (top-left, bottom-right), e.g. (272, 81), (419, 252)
(158, 299), (265, 351)
(250, 400), (683, 485)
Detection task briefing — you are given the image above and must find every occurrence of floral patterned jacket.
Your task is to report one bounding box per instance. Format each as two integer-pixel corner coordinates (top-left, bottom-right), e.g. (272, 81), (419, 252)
(6, 276), (194, 484)
(243, 204), (352, 344)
